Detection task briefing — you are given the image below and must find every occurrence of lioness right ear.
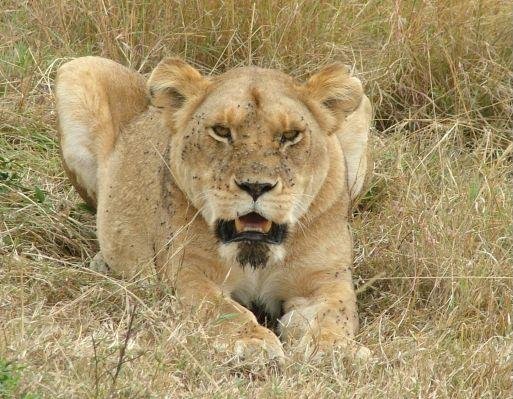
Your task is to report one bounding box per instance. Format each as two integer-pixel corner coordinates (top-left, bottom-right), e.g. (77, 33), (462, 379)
(304, 63), (363, 133)
(147, 57), (210, 109)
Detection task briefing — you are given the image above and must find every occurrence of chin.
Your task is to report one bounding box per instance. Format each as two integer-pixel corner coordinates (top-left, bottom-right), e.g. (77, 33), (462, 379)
(215, 211), (288, 268)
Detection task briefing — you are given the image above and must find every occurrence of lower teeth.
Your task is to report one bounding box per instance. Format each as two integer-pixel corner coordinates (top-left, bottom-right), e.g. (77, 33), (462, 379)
(234, 219), (272, 234)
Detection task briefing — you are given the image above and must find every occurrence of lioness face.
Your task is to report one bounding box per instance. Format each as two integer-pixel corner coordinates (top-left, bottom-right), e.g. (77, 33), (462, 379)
(149, 60), (362, 267)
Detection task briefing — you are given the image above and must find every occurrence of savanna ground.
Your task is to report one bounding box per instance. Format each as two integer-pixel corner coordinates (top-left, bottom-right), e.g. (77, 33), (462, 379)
(1, 1), (512, 398)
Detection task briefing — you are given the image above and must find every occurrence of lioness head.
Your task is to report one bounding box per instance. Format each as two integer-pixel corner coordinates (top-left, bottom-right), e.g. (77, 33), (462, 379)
(148, 59), (363, 268)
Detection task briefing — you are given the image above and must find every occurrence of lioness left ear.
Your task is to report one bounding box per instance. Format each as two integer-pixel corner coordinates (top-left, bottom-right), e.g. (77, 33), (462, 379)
(147, 57), (210, 109)
(304, 63), (363, 132)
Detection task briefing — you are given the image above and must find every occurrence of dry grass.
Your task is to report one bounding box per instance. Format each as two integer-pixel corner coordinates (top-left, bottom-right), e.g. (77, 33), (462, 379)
(1, 1), (512, 398)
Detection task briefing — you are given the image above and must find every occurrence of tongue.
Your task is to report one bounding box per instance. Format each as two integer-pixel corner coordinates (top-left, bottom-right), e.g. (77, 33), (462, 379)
(235, 212), (272, 233)
(241, 212), (268, 224)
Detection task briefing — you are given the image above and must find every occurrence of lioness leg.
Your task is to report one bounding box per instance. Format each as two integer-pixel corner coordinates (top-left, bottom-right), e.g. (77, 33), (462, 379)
(55, 56), (148, 208)
(279, 276), (370, 361)
(173, 266), (285, 365)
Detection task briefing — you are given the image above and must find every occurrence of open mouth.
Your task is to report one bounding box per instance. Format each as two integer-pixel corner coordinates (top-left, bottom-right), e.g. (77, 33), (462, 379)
(216, 212), (287, 244)
(235, 212), (272, 234)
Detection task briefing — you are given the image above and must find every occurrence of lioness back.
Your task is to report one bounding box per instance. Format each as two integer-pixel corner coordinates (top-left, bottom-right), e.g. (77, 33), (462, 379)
(55, 56), (149, 208)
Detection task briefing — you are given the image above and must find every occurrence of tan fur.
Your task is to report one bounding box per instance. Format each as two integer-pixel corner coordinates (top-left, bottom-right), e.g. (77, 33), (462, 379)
(55, 56), (149, 207)
(55, 57), (373, 365)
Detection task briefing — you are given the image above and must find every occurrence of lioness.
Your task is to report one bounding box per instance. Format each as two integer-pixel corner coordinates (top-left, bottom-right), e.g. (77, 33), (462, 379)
(55, 56), (372, 365)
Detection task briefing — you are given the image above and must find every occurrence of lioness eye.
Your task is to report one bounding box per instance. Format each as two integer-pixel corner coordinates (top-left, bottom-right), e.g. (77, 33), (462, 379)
(210, 125), (232, 142)
(280, 130), (301, 145)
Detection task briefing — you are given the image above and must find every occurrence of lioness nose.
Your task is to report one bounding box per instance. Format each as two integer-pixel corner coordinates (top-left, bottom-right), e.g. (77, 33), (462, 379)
(236, 181), (276, 201)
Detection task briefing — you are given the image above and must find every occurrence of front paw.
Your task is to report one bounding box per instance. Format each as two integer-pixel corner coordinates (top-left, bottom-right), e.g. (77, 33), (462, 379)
(233, 335), (285, 366)
(292, 331), (372, 363)
(227, 326), (285, 368)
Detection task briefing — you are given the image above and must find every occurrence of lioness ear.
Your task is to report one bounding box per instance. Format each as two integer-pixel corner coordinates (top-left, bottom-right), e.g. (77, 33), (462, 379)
(147, 57), (210, 109)
(304, 63), (363, 131)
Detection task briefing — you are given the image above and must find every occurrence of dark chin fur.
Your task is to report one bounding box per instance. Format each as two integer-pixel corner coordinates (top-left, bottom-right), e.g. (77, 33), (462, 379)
(215, 219), (288, 269)
(236, 241), (269, 268)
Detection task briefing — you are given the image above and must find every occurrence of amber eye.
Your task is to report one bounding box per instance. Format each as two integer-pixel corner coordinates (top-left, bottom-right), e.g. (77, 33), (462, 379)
(280, 130), (302, 145)
(210, 125), (232, 143)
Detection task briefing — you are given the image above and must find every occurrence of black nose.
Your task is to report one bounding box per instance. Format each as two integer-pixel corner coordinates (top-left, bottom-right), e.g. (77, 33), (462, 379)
(236, 181), (276, 201)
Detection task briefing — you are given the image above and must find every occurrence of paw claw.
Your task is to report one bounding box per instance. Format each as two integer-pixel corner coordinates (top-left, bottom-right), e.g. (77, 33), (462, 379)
(89, 253), (110, 274)
(353, 345), (372, 363)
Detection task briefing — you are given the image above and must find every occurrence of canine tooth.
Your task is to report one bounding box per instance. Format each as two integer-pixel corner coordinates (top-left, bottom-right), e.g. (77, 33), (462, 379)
(235, 218), (243, 233)
(262, 220), (272, 233)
